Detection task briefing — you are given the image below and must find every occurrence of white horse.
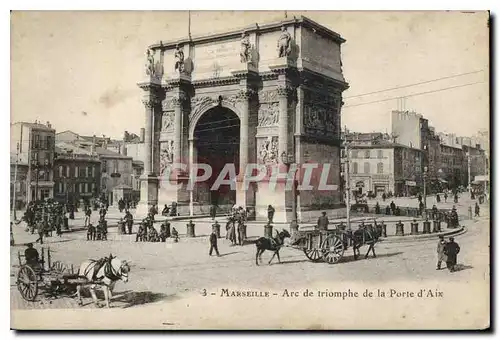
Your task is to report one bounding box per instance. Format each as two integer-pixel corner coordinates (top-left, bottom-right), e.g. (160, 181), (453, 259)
(76, 255), (130, 308)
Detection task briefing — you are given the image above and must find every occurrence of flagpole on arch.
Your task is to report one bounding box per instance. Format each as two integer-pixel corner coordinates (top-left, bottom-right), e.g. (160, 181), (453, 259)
(188, 10), (192, 40)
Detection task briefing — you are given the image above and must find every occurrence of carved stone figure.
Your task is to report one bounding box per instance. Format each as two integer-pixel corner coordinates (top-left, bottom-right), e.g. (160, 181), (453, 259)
(258, 103), (279, 127)
(162, 111), (174, 131)
(174, 44), (185, 72)
(160, 141), (174, 176)
(258, 137), (279, 164)
(145, 49), (156, 76)
(240, 32), (251, 63)
(277, 25), (292, 58)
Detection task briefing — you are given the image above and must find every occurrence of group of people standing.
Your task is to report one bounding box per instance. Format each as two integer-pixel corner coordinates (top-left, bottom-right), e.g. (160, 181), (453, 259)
(21, 200), (69, 244)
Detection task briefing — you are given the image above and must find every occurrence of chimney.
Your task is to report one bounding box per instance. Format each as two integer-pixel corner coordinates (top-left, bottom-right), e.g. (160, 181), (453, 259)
(140, 128), (145, 143)
(91, 134), (96, 154)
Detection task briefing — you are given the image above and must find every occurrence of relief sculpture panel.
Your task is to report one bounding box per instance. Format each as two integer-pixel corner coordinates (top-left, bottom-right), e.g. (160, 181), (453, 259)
(257, 136), (279, 164)
(159, 140), (174, 176)
(258, 103), (279, 127)
(303, 91), (340, 138)
(161, 111), (174, 131)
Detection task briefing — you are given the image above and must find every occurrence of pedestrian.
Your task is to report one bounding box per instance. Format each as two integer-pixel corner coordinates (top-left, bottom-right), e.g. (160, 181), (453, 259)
(10, 222), (15, 246)
(159, 221), (170, 242)
(375, 202), (381, 214)
(35, 220), (44, 244)
(436, 193), (441, 203)
(390, 201), (396, 214)
(171, 227), (179, 242)
(161, 204), (170, 216)
(436, 236), (447, 270)
(117, 218), (126, 235)
(237, 219), (245, 245)
(317, 211), (329, 231)
(136, 223), (146, 242)
(444, 237), (460, 272)
(84, 207), (92, 227)
(454, 193), (459, 204)
(444, 192), (448, 203)
(418, 193), (422, 203)
(267, 205), (275, 223)
(125, 210), (134, 234)
(229, 219), (237, 246)
(419, 201), (424, 216)
(475, 202), (480, 217)
(209, 229), (220, 256)
(382, 192), (386, 202)
(210, 204), (217, 220)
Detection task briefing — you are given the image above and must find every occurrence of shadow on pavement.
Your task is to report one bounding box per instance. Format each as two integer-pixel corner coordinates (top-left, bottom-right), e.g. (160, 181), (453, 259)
(112, 290), (175, 308)
(340, 251), (403, 264)
(453, 264), (474, 272)
(219, 251), (241, 257)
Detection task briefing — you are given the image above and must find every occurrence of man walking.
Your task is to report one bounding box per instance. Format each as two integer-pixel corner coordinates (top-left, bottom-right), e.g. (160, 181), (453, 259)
(125, 210), (134, 234)
(436, 236), (447, 270)
(444, 237), (460, 272)
(475, 202), (480, 217)
(209, 229), (220, 257)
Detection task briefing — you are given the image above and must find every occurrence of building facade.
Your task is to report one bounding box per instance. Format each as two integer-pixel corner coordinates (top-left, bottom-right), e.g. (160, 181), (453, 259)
(10, 153), (29, 210)
(344, 134), (424, 197)
(98, 147), (134, 206)
(53, 142), (101, 205)
(137, 16), (349, 222)
(11, 121), (56, 202)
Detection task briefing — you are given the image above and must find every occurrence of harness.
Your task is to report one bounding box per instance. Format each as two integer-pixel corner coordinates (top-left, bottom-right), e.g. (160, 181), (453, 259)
(82, 257), (124, 283)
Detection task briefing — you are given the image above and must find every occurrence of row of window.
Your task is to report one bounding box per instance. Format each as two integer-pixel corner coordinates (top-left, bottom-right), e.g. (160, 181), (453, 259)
(350, 150), (385, 159)
(351, 162), (384, 174)
(57, 182), (96, 194)
(32, 135), (54, 150)
(58, 165), (96, 178)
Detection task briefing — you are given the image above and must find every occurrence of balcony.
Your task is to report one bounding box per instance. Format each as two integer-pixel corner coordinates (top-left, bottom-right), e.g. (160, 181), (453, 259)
(56, 153), (100, 161)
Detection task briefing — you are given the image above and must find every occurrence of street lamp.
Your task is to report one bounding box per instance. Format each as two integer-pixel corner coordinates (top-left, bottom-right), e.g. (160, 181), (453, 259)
(31, 160), (41, 201)
(281, 152), (297, 223)
(423, 166), (428, 218)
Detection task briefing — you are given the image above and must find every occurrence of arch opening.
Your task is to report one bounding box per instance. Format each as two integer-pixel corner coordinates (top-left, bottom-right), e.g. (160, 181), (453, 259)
(193, 106), (240, 207)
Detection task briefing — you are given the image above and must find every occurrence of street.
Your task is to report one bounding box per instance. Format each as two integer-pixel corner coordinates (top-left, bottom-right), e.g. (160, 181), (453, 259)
(11, 198), (489, 315)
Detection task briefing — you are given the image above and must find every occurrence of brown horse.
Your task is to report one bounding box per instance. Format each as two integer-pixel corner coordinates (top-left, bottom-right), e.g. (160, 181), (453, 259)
(255, 229), (291, 265)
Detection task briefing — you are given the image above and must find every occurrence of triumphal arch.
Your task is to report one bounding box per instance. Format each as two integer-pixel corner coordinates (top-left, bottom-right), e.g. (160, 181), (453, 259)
(137, 16), (349, 222)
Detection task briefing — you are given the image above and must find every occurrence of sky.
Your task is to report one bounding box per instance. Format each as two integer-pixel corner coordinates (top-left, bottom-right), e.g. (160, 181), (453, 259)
(10, 11), (489, 140)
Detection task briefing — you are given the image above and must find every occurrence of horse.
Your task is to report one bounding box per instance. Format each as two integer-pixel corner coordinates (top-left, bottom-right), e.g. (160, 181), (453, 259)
(87, 224), (96, 241)
(351, 224), (381, 260)
(76, 254), (130, 308)
(255, 229), (291, 265)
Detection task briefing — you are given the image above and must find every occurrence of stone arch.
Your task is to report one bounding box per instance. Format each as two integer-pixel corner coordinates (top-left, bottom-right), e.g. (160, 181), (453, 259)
(189, 95), (242, 140)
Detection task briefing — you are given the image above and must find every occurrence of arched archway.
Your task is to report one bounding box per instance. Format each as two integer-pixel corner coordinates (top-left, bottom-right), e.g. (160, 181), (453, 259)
(193, 106), (240, 206)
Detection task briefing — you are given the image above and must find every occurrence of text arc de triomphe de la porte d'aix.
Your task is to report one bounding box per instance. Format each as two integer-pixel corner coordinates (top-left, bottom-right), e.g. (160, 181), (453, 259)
(136, 16), (349, 223)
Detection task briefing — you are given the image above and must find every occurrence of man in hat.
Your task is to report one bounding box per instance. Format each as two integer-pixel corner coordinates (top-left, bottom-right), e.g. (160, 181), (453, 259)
(436, 236), (447, 270)
(444, 237), (460, 272)
(209, 228), (220, 257)
(317, 212), (329, 231)
(25, 243), (41, 269)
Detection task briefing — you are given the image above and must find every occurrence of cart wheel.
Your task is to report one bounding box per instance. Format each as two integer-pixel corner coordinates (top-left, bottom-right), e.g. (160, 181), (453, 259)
(321, 235), (345, 264)
(50, 261), (68, 274)
(17, 265), (38, 301)
(303, 248), (323, 262)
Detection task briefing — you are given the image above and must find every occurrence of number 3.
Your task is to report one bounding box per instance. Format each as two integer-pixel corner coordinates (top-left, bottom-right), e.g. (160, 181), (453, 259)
(202, 289), (207, 296)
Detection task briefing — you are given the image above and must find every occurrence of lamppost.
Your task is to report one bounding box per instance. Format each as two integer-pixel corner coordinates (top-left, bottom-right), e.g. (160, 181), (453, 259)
(12, 142), (19, 221)
(466, 151), (471, 193)
(31, 160), (41, 201)
(280, 152), (297, 223)
(343, 142), (352, 231)
(423, 166), (428, 218)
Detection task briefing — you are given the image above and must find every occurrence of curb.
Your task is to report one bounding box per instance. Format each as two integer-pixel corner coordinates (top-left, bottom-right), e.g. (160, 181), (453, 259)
(380, 226), (467, 244)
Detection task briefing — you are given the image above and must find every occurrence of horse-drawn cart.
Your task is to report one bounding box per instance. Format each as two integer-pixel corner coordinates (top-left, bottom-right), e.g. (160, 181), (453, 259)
(290, 224), (380, 264)
(16, 247), (85, 302)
